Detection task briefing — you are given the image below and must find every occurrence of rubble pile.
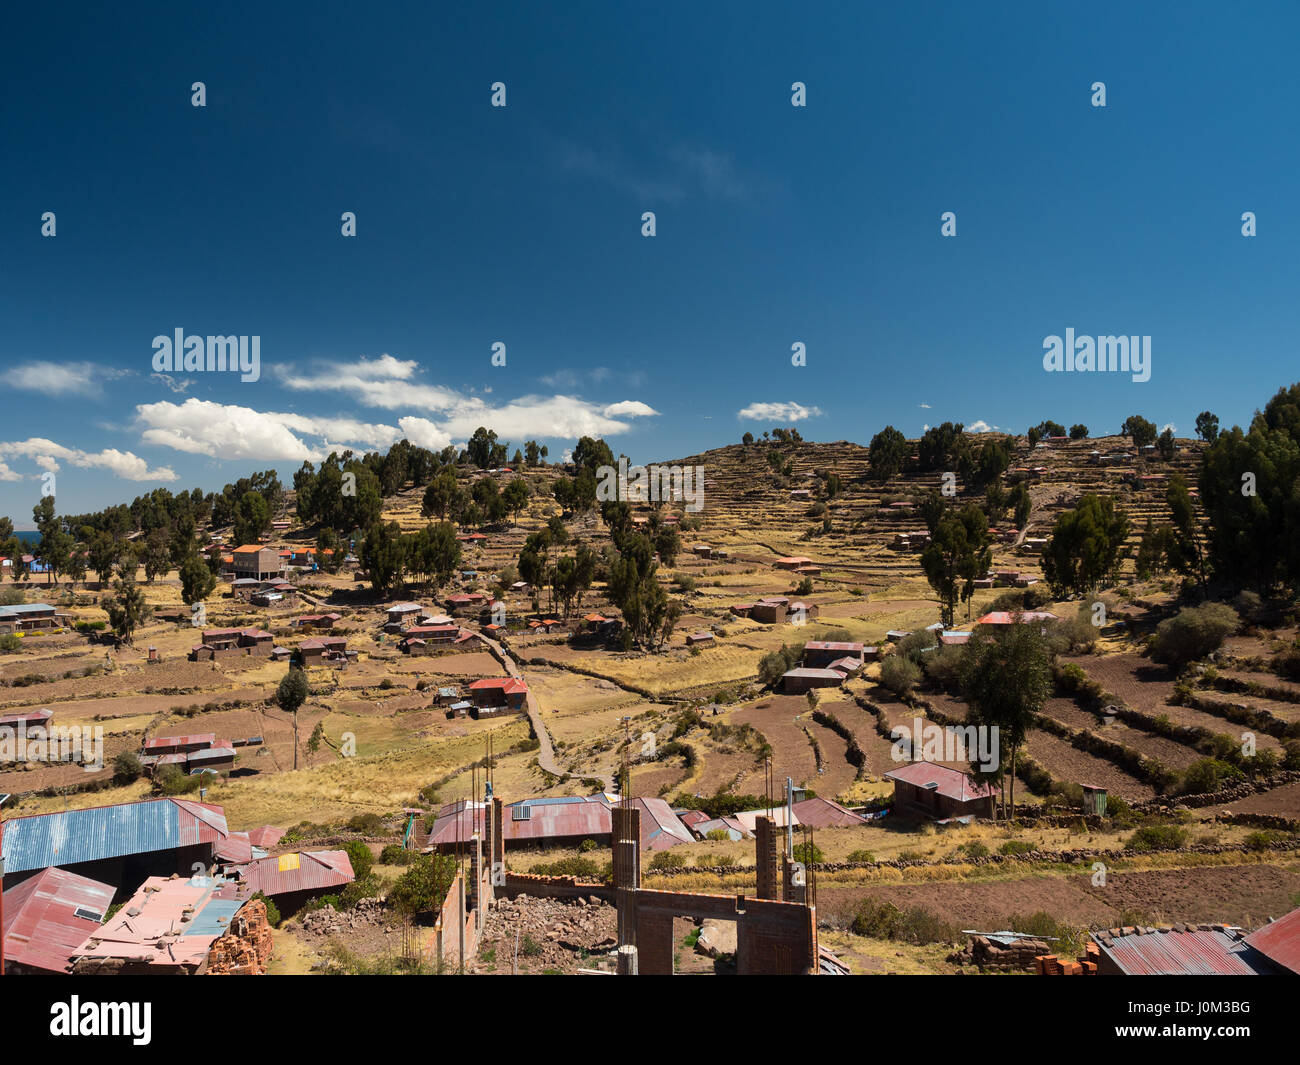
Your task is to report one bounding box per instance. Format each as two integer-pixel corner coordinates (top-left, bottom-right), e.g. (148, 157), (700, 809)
(299, 896), (387, 938)
(475, 894), (617, 971)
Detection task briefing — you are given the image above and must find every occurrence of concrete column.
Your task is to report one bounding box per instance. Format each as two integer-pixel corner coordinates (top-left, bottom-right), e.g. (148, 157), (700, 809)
(616, 944), (639, 975)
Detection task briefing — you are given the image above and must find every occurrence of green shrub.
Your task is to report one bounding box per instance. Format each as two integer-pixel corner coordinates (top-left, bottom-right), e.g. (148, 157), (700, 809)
(345, 812), (386, 835)
(1126, 824), (1188, 852)
(998, 840), (1034, 856)
(388, 853), (458, 917)
(1151, 603), (1240, 667)
(112, 750), (144, 785)
(1243, 830), (1288, 852)
(343, 840), (375, 881)
(846, 849), (876, 863)
(880, 654), (921, 695)
(849, 897), (958, 945)
(530, 855), (601, 879)
(792, 841), (823, 864)
(380, 844), (415, 865)
(253, 891), (281, 928)
(648, 850), (687, 871)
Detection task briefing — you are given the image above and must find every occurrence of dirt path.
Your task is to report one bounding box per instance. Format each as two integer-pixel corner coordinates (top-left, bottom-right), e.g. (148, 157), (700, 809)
(477, 631), (614, 792)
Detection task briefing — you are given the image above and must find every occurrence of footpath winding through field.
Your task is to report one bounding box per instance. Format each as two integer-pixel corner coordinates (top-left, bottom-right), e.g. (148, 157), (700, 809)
(477, 631), (615, 793)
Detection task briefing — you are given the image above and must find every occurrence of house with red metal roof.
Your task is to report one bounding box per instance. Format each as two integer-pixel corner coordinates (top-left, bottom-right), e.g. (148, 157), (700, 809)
(70, 873), (268, 975)
(467, 677), (528, 715)
(974, 610), (1059, 628)
(884, 760), (996, 820)
(1241, 904), (1300, 975)
(1090, 923), (1282, 976)
(1, 867), (116, 975)
(223, 850), (355, 914)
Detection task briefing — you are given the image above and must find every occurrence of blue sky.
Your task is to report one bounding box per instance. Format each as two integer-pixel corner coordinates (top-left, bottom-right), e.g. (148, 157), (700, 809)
(3, 1), (1299, 525)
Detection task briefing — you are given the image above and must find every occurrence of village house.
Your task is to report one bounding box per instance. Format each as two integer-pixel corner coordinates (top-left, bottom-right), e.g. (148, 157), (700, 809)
(384, 602), (424, 631)
(884, 760), (996, 820)
(222, 850), (355, 916)
(0, 867), (117, 975)
(466, 677), (529, 716)
(399, 624), (462, 655)
(975, 610), (1059, 631)
(230, 544), (284, 581)
(70, 874), (272, 976)
(781, 667), (846, 695)
(295, 636), (349, 664)
(294, 612), (342, 630)
(685, 631), (715, 648)
(0, 798), (231, 895)
(0, 602), (61, 633)
(802, 641), (866, 669)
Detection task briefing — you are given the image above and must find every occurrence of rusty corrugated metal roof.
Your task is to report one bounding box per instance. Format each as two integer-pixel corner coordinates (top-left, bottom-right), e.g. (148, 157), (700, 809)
(1242, 906), (1300, 974)
(884, 760), (996, 802)
(225, 850), (354, 897)
(2, 867), (115, 974)
(1092, 926), (1274, 975)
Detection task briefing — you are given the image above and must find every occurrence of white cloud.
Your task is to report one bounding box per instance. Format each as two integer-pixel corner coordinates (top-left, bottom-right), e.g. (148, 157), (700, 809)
(737, 402), (824, 422)
(917, 402), (932, 409)
(0, 437), (176, 481)
(396, 417), (454, 452)
(135, 398), (402, 462)
(277, 356), (657, 441)
(1161, 423), (1177, 434)
(0, 460), (22, 482)
(602, 400), (659, 419)
(967, 420), (1002, 434)
(2, 361), (129, 398)
(277, 354), (461, 412)
(438, 394), (652, 440)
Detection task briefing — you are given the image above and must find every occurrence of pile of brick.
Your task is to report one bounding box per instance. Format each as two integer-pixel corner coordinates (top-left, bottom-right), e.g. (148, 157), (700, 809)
(951, 934), (1052, 972)
(206, 899), (274, 975)
(1035, 941), (1099, 975)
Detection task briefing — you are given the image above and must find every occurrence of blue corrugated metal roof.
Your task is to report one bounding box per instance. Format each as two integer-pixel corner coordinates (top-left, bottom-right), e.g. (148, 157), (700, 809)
(1, 799), (226, 875)
(183, 896), (244, 936)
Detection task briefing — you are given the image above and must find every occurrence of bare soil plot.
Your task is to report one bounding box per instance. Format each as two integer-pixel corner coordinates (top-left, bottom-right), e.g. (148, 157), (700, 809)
(1206, 780), (1300, 818)
(816, 697), (899, 779)
(1024, 730), (1155, 800)
(816, 862), (1300, 932)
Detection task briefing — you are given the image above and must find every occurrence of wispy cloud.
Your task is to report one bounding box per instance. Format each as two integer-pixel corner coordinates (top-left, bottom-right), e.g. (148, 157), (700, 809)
(3, 361), (130, 398)
(737, 402), (824, 422)
(549, 135), (757, 205)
